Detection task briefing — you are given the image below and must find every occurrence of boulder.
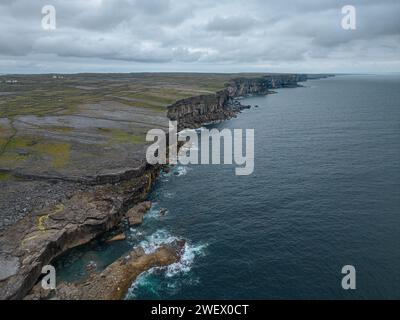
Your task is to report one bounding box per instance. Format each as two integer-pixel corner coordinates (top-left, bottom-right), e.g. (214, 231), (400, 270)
(125, 201), (151, 226)
(107, 233), (126, 242)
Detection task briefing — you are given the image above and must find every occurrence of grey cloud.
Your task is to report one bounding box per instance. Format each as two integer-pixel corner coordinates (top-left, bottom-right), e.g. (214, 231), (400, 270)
(0, 0), (399, 73)
(205, 16), (258, 36)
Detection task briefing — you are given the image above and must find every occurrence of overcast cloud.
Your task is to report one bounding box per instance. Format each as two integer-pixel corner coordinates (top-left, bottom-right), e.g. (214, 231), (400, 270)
(0, 0), (399, 73)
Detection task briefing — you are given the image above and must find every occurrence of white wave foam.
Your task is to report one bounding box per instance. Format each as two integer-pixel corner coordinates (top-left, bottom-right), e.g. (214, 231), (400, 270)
(173, 165), (187, 176)
(195, 126), (208, 132)
(166, 241), (207, 277)
(160, 172), (171, 180)
(145, 202), (161, 219)
(126, 229), (207, 299)
(138, 229), (178, 254)
(125, 268), (157, 299)
(160, 165), (189, 180)
(137, 229), (207, 273)
(178, 128), (197, 137)
(163, 191), (175, 199)
(127, 228), (146, 243)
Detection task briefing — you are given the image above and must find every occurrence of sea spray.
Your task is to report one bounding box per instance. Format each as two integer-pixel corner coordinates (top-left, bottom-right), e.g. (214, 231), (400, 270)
(126, 229), (208, 299)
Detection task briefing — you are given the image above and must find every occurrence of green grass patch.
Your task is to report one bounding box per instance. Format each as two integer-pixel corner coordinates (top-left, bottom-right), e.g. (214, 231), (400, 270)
(6, 136), (37, 149)
(33, 142), (71, 168)
(0, 172), (14, 181)
(46, 125), (74, 133)
(0, 153), (28, 168)
(109, 130), (146, 144)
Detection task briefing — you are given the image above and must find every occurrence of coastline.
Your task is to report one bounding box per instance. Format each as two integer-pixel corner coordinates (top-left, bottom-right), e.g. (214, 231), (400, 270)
(0, 73), (331, 300)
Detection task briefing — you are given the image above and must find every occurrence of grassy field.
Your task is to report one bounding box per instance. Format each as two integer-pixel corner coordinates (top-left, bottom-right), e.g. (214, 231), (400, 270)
(0, 73), (236, 118)
(0, 73), (263, 177)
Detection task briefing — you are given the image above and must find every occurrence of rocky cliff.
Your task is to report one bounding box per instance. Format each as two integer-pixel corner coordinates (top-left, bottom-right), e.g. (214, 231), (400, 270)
(0, 165), (160, 300)
(167, 74), (308, 129)
(0, 73), (315, 300)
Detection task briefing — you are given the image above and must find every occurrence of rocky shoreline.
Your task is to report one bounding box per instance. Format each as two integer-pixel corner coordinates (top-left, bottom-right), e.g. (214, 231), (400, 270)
(0, 73), (328, 300)
(0, 164), (161, 299)
(25, 240), (185, 300)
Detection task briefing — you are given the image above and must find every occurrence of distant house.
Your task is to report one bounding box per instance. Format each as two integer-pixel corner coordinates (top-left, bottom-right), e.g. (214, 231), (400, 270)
(52, 75), (65, 79)
(5, 79), (18, 84)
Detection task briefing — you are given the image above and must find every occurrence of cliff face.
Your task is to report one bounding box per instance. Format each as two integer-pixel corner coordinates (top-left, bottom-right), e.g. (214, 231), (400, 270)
(0, 165), (160, 300)
(167, 74), (308, 129)
(226, 74), (307, 96)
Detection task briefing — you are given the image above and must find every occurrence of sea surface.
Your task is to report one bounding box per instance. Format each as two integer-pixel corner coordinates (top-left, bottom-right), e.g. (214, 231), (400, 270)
(56, 75), (400, 299)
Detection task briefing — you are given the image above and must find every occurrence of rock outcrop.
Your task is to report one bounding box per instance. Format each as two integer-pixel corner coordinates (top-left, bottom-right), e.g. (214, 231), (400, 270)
(125, 201), (152, 226)
(107, 233), (126, 242)
(25, 241), (185, 300)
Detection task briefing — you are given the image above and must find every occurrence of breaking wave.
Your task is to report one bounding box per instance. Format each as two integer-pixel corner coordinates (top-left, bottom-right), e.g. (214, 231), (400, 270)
(173, 165), (187, 176)
(126, 229), (207, 299)
(138, 229), (179, 254)
(144, 202), (163, 219)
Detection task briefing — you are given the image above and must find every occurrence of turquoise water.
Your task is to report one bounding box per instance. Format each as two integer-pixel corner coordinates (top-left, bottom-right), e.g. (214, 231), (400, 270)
(56, 75), (400, 299)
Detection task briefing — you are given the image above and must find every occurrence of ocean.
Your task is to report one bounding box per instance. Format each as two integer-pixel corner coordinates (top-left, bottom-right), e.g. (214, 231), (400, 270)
(56, 75), (400, 299)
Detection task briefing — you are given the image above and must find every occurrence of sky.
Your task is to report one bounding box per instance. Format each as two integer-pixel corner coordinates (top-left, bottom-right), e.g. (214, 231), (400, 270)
(0, 0), (399, 74)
